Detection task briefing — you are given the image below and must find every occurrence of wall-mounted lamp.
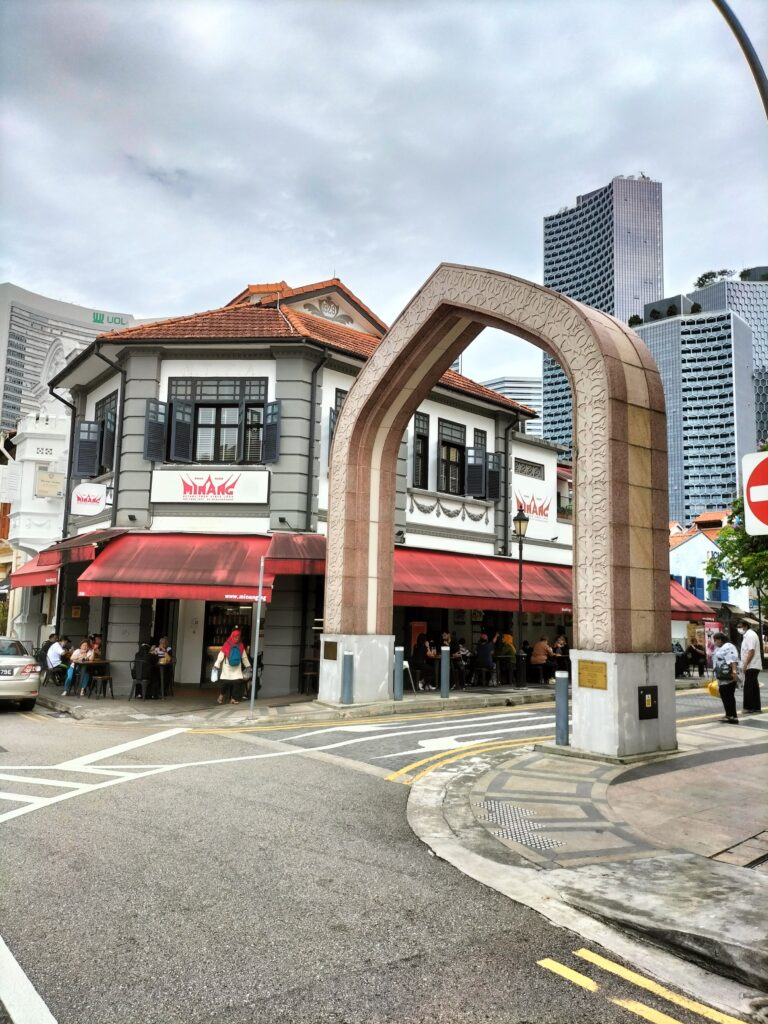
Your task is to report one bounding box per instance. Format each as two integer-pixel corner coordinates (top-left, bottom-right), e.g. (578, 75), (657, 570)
(278, 516), (299, 531)
(128, 514), (137, 523)
(394, 529), (406, 544)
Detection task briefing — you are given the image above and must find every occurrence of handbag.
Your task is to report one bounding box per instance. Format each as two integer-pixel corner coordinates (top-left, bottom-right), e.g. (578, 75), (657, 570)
(715, 662), (733, 682)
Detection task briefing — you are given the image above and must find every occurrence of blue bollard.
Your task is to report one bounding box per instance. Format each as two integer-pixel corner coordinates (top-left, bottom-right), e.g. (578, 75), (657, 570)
(394, 646), (404, 701)
(341, 652), (353, 705)
(555, 670), (569, 746)
(440, 646), (450, 699)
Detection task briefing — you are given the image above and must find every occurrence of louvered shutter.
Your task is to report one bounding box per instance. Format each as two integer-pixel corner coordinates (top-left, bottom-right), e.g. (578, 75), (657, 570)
(100, 415), (116, 472)
(486, 453), (501, 502)
(262, 400), (281, 464)
(329, 406), (338, 442)
(466, 448), (486, 498)
(170, 400), (194, 463)
(143, 400), (168, 462)
(73, 420), (101, 478)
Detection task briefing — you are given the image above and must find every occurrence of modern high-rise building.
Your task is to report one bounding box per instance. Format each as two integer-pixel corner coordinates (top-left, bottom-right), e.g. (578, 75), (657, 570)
(634, 273), (768, 523)
(636, 298), (757, 525)
(541, 175), (664, 455)
(0, 284), (141, 431)
(482, 376), (544, 436)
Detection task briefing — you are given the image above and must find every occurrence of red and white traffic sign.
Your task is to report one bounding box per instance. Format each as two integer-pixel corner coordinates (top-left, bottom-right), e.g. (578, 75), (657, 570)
(742, 452), (768, 535)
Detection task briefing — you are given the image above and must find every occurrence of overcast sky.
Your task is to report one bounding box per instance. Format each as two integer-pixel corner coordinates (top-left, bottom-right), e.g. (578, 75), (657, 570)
(1, 0), (766, 379)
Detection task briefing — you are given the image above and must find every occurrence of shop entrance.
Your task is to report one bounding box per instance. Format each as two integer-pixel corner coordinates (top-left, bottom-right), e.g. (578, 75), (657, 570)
(201, 601), (253, 686)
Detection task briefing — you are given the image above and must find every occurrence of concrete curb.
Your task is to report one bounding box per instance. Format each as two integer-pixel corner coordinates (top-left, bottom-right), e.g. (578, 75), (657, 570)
(406, 756), (765, 1022)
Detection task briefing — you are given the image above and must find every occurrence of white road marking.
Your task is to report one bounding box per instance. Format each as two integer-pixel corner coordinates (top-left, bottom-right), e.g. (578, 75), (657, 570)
(0, 791), (44, 805)
(373, 717), (557, 757)
(56, 728), (187, 769)
(0, 933), (58, 1023)
(282, 710), (544, 742)
(0, 774), (87, 789)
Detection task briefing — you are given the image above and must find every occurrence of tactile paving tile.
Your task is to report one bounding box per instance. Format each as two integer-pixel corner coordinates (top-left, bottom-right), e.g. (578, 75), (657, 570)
(474, 799), (565, 850)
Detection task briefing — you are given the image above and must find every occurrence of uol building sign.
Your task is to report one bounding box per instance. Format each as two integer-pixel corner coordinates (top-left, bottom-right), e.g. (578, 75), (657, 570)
(150, 469), (269, 504)
(92, 311), (129, 326)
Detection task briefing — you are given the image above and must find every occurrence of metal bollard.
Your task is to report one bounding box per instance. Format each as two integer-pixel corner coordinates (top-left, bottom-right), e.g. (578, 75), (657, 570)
(555, 670), (569, 746)
(394, 646), (404, 701)
(341, 651), (354, 705)
(440, 645), (450, 699)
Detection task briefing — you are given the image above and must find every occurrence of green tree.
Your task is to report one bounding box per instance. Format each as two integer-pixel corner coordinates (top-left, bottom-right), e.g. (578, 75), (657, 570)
(628, 314), (642, 327)
(694, 269), (735, 289)
(649, 308), (662, 320)
(706, 497), (768, 615)
(690, 302), (701, 313)
(666, 304), (679, 317)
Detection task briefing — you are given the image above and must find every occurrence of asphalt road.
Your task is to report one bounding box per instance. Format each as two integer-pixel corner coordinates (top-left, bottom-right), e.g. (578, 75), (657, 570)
(0, 699), (738, 1024)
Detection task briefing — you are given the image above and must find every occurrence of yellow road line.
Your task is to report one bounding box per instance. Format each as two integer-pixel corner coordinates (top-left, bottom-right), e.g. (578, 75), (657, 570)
(611, 998), (687, 1024)
(404, 735), (553, 785)
(575, 949), (746, 1024)
(385, 733), (551, 782)
(19, 712), (43, 724)
(678, 712), (727, 723)
(192, 703), (555, 735)
(536, 958), (599, 991)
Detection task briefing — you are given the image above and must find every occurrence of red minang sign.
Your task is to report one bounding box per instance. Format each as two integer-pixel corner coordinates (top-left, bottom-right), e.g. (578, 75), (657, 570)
(151, 469), (269, 505)
(70, 483), (108, 516)
(514, 491), (552, 520)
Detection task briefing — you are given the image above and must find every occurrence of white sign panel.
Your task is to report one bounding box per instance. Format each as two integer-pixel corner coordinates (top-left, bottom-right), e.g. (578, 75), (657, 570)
(151, 470), (269, 504)
(742, 451), (768, 536)
(71, 482), (107, 516)
(35, 469), (66, 498)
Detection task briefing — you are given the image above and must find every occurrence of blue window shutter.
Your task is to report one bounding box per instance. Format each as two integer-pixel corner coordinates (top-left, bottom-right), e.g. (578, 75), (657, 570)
(263, 400), (281, 464)
(486, 452), (501, 502)
(73, 420), (101, 478)
(170, 400), (194, 463)
(695, 578), (705, 600)
(722, 581), (729, 601)
(143, 400), (168, 462)
(671, 575), (682, 585)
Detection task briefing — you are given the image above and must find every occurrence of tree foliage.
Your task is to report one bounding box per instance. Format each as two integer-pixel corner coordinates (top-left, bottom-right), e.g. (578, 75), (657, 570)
(694, 269), (735, 289)
(706, 497), (768, 599)
(628, 314), (642, 327)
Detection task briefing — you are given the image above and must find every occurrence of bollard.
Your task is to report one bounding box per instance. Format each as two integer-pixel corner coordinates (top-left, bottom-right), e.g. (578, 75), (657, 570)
(555, 670), (569, 746)
(394, 646), (404, 701)
(440, 645), (450, 699)
(341, 651), (354, 705)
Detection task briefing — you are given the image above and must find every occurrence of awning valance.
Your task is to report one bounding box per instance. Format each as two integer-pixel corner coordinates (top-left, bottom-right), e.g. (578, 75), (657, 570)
(265, 532), (326, 575)
(37, 528), (130, 567)
(10, 555), (60, 590)
(76, 533), (274, 602)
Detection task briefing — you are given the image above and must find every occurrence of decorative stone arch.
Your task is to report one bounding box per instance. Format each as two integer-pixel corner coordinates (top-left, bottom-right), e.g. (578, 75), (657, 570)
(322, 264), (675, 758)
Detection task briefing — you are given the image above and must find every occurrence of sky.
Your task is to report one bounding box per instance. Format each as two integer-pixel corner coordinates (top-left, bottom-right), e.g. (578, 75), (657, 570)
(1, 0), (766, 380)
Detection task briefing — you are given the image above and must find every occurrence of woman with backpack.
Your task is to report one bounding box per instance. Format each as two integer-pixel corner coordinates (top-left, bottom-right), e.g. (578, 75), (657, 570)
(214, 628), (251, 705)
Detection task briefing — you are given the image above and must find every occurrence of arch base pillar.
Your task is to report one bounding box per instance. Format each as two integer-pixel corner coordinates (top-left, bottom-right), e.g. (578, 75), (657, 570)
(318, 634), (394, 704)
(570, 651), (677, 759)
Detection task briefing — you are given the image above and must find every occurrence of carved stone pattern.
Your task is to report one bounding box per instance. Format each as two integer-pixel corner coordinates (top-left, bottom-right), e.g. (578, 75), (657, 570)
(409, 494), (489, 523)
(326, 264), (658, 653)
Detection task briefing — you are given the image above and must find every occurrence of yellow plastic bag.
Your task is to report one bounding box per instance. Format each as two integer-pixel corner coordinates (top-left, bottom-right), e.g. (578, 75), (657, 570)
(707, 679), (720, 698)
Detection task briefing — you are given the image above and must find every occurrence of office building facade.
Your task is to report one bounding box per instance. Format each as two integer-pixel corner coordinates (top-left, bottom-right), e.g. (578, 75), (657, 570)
(0, 284), (140, 432)
(482, 376), (543, 437)
(541, 175), (664, 455)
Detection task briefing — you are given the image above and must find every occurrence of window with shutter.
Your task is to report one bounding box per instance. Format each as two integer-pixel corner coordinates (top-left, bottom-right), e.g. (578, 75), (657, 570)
(413, 412), (429, 488)
(438, 420), (466, 496)
(95, 391), (118, 473)
(486, 452), (501, 501)
(163, 377), (268, 465)
(466, 448), (486, 498)
(262, 400), (281, 464)
(172, 401), (194, 462)
(74, 420), (101, 478)
(143, 400), (168, 462)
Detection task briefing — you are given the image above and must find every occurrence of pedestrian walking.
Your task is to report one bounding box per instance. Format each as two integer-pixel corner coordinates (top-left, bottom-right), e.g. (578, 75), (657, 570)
(711, 632), (739, 723)
(214, 628), (251, 705)
(737, 620), (763, 714)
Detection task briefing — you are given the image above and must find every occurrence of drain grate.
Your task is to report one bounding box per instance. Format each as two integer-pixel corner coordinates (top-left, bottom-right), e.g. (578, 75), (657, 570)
(474, 799), (565, 851)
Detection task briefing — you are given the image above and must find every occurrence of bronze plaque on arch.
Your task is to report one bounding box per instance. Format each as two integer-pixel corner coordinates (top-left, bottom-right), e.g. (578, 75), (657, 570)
(323, 641), (338, 661)
(578, 660), (607, 690)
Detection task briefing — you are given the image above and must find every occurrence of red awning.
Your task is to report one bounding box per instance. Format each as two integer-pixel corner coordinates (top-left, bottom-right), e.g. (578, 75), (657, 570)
(393, 548), (573, 613)
(10, 555), (60, 590)
(37, 528), (130, 567)
(76, 533), (274, 602)
(265, 532), (326, 574)
(670, 579), (712, 619)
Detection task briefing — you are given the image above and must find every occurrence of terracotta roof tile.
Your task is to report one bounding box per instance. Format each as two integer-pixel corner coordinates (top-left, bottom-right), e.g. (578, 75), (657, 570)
(693, 509), (730, 523)
(226, 277), (388, 331)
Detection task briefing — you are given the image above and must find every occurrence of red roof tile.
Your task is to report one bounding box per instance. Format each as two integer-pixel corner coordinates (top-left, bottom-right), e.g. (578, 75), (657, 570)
(226, 277), (388, 332)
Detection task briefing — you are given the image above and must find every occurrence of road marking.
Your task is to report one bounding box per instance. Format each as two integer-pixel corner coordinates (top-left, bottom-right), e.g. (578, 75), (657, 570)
(0, 791), (43, 805)
(611, 998), (686, 1023)
(55, 728), (187, 769)
(574, 948), (746, 1024)
(403, 735), (553, 784)
(536, 957), (599, 991)
(0, 933), (58, 1023)
(19, 713), (43, 724)
(385, 734), (541, 781)
(677, 712), (724, 724)
(0, 774), (87, 789)
(374, 717), (556, 758)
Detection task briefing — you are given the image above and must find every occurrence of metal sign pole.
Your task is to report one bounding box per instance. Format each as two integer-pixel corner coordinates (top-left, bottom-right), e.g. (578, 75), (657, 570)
(248, 555), (265, 721)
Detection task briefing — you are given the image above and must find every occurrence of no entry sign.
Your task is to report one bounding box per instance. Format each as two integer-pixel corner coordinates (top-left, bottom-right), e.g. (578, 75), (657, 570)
(743, 452), (768, 535)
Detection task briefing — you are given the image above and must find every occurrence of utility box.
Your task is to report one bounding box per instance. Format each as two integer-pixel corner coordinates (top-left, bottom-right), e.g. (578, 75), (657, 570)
(638, 685), (658, 720)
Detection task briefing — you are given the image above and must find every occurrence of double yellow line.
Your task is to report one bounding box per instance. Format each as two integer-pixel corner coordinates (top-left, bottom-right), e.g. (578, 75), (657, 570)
(386, 733), (553, 784)
(538, 948), (744, 1024)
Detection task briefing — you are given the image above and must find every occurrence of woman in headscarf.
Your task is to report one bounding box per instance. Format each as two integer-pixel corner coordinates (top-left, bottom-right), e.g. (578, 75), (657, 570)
(214, 628), (251, 705)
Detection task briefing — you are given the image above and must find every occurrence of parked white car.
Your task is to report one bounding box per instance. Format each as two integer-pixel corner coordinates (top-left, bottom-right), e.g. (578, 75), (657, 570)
(0, 638), (40, 710)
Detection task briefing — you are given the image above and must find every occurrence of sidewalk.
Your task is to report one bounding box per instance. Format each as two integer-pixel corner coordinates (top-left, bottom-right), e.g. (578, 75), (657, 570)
(407, 710), (768, 1020)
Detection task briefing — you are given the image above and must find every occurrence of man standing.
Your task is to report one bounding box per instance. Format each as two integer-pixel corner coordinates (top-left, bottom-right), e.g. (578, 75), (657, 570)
(737, 620), (763, 714)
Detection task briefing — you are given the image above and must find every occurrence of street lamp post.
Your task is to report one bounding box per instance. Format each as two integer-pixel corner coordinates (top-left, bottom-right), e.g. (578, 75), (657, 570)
(513, 507), (529, 687)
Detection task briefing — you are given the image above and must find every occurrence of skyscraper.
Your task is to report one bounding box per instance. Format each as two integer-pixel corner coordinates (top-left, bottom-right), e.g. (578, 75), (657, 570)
(541, 175), (664, 455)
(482, 376), (544, 437)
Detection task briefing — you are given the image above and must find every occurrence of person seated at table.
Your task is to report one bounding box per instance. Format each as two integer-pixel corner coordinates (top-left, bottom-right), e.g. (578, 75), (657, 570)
(46, 635), (70, 687)
(494, 633), (516, 687)
(552, 633), (571, 675)
(474, 632), (496, 684)
(530, 636), (555, 685)
(131, 643), (155, 699)
(78, 637), (104, 696)
(63, 639), (93, 696)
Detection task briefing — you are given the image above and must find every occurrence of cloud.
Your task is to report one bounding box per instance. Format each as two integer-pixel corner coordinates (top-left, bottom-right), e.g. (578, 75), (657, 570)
(1, 0), (765, 360)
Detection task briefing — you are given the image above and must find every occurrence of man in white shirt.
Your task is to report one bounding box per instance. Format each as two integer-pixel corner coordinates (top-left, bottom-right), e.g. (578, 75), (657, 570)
(46, 636), (68, 685)
(737, 621), (763, 714)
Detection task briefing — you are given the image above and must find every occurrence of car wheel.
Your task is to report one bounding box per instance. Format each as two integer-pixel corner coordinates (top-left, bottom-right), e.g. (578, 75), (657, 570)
(18, 699), (36, 711)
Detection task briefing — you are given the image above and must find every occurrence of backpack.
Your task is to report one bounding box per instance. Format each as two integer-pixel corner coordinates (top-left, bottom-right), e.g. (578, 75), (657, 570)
(228, 644), (242, 667)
